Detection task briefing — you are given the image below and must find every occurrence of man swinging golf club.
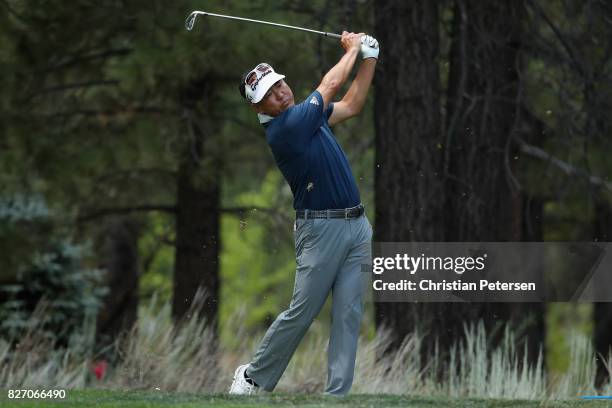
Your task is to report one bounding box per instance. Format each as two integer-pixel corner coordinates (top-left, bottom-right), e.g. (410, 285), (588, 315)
(230, 31), (378, 396)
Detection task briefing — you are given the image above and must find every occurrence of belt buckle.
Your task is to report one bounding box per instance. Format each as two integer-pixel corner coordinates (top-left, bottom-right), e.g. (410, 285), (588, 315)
(344, 208), (349, 220)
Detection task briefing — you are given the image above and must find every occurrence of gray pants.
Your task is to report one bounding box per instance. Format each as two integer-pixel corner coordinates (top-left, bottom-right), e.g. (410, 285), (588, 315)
(246, 214), (372, 396)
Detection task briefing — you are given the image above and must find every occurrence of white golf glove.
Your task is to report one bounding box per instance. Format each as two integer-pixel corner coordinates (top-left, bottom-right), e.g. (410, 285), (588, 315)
(360, 35), (379, 60)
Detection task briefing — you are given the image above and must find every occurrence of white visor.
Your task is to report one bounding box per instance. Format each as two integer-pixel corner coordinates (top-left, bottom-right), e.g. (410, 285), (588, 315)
(244, 63), (285, 104)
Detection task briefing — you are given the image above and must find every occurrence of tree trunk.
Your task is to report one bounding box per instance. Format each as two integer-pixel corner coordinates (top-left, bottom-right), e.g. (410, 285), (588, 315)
(520, 195), (546, 365)
(96, 217), (140, 353)
(172, 78), (221, 335)
(443, 0), (544, 364)
(444, 0), (524, 241)
(373, 0), (444, 351)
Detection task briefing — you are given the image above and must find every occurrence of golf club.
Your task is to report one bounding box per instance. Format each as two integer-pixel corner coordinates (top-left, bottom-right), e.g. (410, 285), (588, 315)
(185, 11), (342, 39)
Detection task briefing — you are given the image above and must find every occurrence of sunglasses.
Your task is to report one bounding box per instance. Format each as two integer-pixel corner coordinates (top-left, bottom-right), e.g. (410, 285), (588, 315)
(245, 63), (272, 86)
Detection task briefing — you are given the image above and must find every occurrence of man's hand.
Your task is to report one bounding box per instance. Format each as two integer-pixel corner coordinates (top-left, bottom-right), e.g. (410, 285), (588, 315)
(360, 35), (379, 60)
(340, 31), (364, 54)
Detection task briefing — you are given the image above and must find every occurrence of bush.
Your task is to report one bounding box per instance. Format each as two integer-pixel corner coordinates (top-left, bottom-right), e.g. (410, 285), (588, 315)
(0, 193), (107, 345)
(0, 241), (107, 345)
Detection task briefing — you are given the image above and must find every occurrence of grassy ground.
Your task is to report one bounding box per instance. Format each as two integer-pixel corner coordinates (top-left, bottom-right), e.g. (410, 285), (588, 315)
(0, 390), (609, 408)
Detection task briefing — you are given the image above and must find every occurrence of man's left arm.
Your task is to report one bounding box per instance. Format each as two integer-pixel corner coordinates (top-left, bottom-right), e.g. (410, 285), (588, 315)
(328, 35), (378, 127)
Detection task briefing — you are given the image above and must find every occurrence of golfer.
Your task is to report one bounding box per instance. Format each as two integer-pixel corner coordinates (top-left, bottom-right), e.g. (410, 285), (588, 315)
(230, 31), (378, 396)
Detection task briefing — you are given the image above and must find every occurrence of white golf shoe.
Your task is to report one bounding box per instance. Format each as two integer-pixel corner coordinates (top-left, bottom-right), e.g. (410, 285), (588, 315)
(229, 364), (258, 395)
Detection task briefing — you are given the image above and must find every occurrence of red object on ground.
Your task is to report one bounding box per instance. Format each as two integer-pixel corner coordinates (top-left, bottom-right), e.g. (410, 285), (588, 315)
(92, 360), (108, 380)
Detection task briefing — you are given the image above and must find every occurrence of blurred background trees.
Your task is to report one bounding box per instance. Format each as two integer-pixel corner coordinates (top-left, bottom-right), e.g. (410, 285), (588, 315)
(0, 0), (610, 387)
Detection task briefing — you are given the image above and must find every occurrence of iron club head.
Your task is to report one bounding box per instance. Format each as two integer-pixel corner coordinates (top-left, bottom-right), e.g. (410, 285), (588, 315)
(185, 11), (204, 31)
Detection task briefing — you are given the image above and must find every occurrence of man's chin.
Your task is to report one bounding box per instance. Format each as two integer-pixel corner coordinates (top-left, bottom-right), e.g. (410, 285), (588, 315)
(271, 101), (294, 116)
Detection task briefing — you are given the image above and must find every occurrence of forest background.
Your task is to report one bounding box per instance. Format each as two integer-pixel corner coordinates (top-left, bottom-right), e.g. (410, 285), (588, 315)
(1, 0), (611, 397)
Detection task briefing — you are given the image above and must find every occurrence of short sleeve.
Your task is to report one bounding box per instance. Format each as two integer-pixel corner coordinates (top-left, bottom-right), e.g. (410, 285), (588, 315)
(279, 91), (325, 153)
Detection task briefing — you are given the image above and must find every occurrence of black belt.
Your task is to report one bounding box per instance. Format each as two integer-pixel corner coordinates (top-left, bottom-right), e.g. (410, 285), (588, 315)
(296, 204), (364, 220)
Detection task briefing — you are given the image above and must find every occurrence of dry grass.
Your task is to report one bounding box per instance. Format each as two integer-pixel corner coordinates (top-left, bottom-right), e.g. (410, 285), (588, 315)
(1, 297), (610, 400)
(106, 292), (220, 391)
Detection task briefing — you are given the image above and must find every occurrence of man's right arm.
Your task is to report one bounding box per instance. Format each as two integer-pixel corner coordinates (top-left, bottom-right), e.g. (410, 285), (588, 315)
(316, 32), (363, 109)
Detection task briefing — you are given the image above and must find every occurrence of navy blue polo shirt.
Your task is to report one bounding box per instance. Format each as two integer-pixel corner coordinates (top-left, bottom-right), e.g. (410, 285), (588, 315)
(264, 90), (360, 210)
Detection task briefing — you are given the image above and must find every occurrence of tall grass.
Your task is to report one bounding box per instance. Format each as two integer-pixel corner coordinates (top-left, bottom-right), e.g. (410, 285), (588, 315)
(1, 298), (610, 400)
(107, 292), (220, 391)
(0, 301), (96, 388)
(445, 323), (545, 399)
(554, 334), (597, 397)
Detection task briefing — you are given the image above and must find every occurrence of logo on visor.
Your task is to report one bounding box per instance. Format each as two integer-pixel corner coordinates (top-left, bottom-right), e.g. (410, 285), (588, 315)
(249, 70), (272, 91)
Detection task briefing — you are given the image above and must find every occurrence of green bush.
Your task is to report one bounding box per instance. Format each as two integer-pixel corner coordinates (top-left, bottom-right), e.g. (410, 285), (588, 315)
(0, 241), (107, 345)
(0, 193), (107, 345)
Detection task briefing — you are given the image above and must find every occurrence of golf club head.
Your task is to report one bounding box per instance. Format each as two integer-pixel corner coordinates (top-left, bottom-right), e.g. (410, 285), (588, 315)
(185, 12), (201, 31)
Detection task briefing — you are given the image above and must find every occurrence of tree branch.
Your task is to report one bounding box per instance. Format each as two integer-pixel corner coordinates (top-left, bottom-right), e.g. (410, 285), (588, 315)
(37, 48), (132, 73)
(42, 106), (178, 118)
(38, 80), (120, 95)
(222, 206), (290, 219)
(77, 205), (177, 223)
(92, 168), (177, 185)
(222, 206), (294, 231)
(78, 205), (293, 224)
(516, 138), (612, 193)
(526, 0), (585, 77)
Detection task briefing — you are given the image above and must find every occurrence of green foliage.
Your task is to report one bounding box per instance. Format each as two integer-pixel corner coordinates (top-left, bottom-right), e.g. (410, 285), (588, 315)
(0, 193), (50, 221)
(220, 170), (295, 343)
(0, 193), (55, 283)
(0, 241), (107, 343)
(138, 213), (175, 303)
(0, 191), (106, 343)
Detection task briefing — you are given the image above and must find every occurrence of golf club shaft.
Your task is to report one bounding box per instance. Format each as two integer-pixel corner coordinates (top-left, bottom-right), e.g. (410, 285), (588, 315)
(185, 11), (341, 39)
